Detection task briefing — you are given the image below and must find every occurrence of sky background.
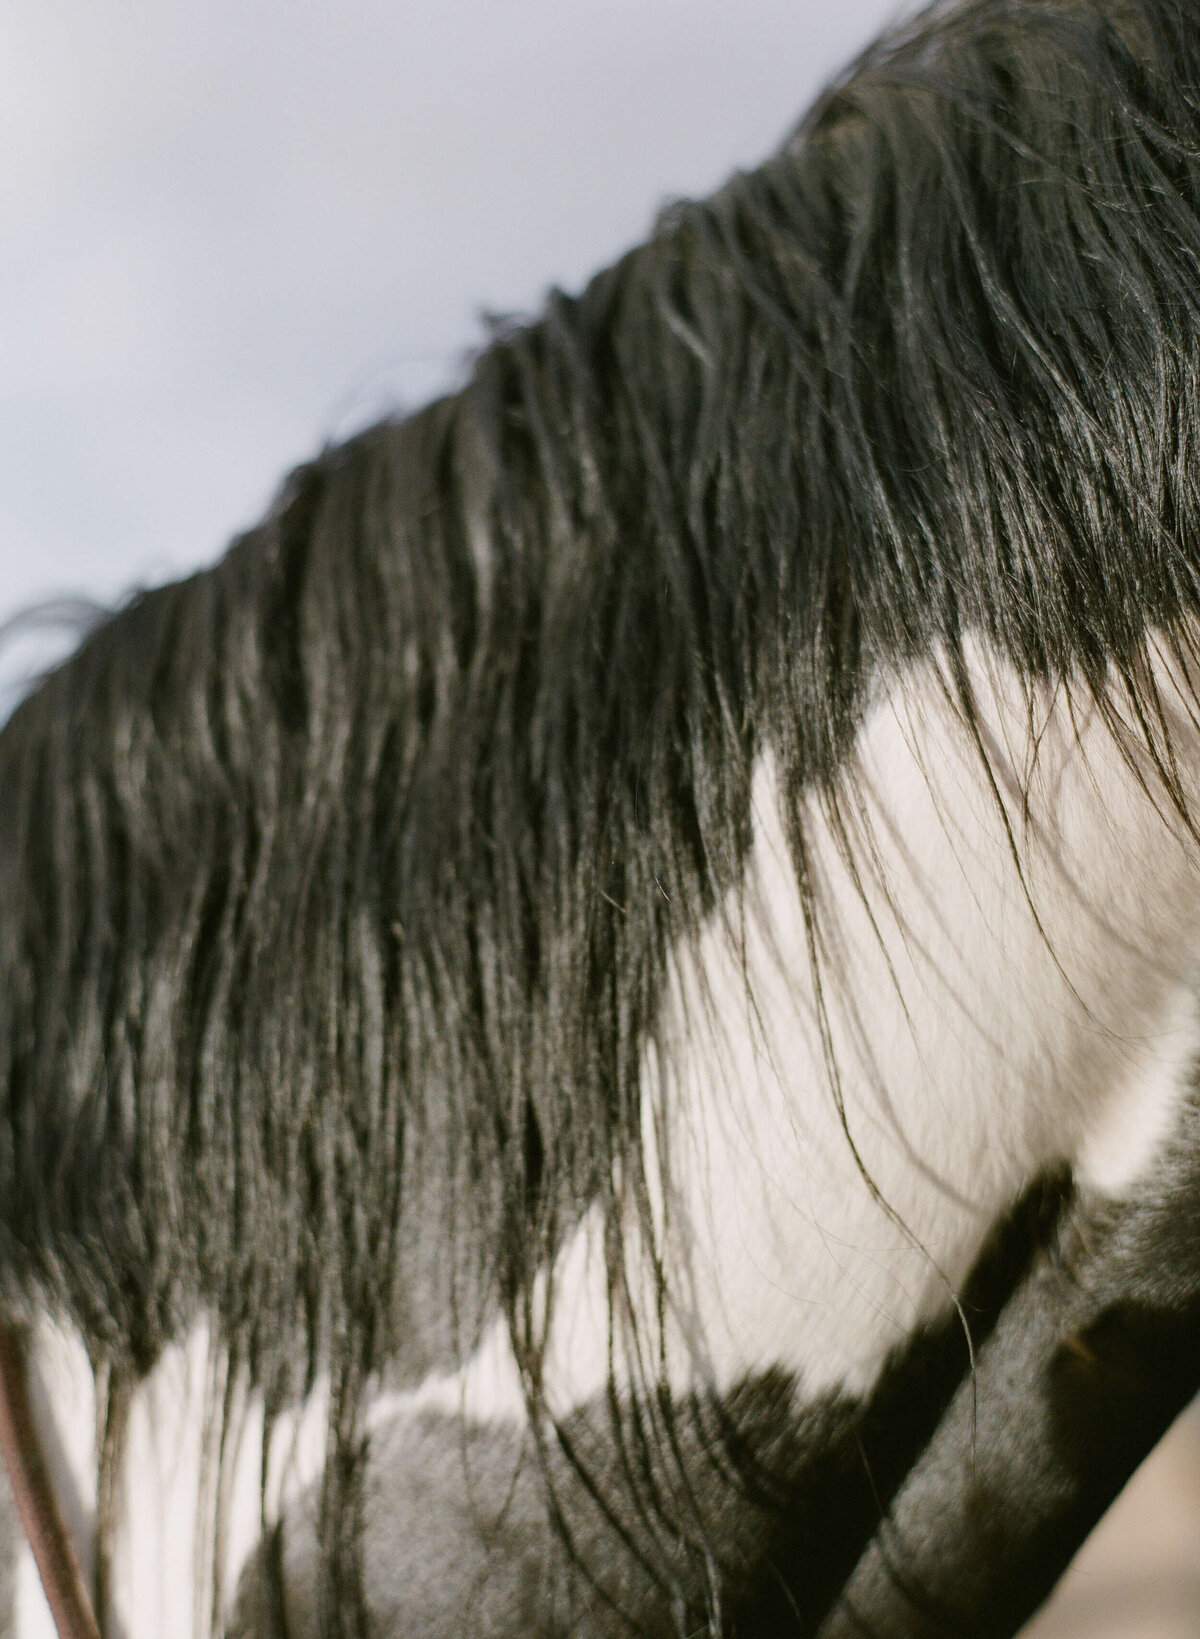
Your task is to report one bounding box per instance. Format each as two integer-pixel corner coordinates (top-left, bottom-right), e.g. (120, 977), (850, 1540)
(0, 0), (897, 700)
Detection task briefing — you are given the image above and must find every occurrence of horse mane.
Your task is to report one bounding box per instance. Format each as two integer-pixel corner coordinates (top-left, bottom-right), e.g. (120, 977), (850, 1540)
(3, 0), (1200, 1629)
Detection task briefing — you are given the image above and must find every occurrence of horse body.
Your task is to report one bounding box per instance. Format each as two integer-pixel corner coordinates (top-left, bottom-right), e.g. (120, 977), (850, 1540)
(14, 638), (1200, 1638)
(6, 0), (1200, 1634)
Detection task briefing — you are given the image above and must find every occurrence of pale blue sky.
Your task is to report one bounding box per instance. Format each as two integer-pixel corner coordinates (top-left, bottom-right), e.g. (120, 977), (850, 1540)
(0, 0), (896, 693)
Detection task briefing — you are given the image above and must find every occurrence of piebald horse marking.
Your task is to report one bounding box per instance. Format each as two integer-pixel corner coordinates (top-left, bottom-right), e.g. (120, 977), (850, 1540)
(3, 1), (1200, 1635)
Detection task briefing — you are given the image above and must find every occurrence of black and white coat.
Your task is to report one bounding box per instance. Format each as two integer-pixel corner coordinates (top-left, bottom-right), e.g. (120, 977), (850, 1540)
(2, 1), (1199, 1635)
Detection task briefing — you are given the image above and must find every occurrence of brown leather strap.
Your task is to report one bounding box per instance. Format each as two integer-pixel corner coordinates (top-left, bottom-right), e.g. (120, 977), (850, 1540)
(0, 1321), (101, 1639)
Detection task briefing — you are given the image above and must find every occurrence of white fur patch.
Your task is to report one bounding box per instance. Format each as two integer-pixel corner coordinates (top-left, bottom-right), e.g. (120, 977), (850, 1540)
(423, 641), (1200, 1419)
(17, 638), (1200, 1636)
(14, 1322), (330, 1639)
(637, 643), (1200, 1394)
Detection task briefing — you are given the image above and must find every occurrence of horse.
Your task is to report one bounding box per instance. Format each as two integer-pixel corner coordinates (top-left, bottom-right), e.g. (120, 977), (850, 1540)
(3, 0), (1200, 1634)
